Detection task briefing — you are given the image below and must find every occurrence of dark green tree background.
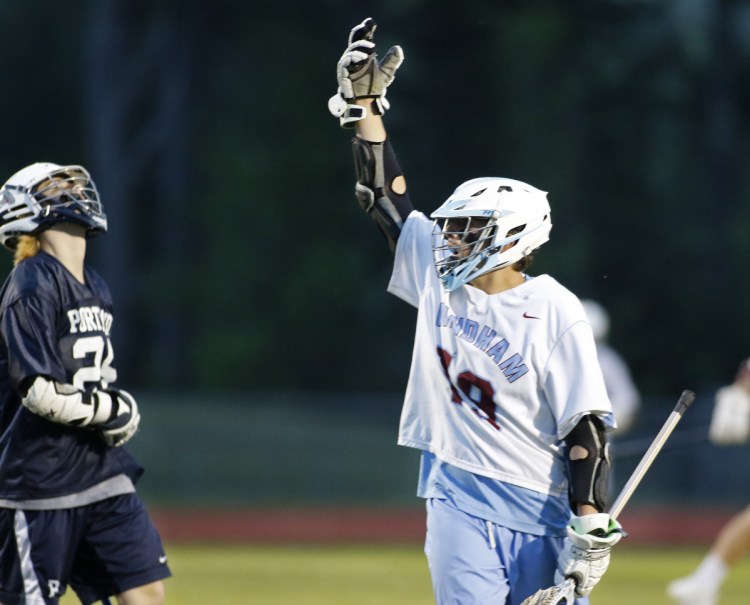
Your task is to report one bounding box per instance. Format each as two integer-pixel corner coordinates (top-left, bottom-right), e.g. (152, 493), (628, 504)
(1, 0), (748, 397)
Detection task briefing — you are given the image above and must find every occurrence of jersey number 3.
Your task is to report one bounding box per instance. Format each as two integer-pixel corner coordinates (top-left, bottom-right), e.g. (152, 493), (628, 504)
(437, 347), (500, 430)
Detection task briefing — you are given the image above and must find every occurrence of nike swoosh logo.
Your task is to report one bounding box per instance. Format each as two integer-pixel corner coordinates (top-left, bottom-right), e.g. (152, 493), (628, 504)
(523, 312), (541, 319)
(159, 555), (168, 564)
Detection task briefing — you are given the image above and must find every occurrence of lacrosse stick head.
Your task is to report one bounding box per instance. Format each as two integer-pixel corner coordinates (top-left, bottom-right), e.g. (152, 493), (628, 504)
(520, 578), (576, 605)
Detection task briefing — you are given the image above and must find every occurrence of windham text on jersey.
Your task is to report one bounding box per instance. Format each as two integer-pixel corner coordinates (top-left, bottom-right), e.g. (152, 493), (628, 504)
(435, 303), (529, 382)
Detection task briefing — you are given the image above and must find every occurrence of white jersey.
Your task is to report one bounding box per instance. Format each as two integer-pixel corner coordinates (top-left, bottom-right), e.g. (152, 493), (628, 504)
(388, 211), (614, 498)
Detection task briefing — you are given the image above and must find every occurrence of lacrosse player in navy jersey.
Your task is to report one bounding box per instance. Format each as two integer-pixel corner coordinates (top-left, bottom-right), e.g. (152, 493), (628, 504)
(0, 163), (170, 605)
(329, 19), (625, 605)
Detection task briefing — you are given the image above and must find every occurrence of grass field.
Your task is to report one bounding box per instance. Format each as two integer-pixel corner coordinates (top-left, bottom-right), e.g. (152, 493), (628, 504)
(60, 542), (750, 604)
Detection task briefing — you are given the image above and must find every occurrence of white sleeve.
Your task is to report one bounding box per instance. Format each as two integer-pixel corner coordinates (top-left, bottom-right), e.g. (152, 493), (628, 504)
(386, 211), (435, 308)
(543, 321), (615, 439)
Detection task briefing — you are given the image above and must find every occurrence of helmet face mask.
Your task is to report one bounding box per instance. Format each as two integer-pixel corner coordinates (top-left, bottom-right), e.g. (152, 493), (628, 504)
(0, 163), (107, 250)
(431, 177), (552, 291)
(433, 216), (496, 287)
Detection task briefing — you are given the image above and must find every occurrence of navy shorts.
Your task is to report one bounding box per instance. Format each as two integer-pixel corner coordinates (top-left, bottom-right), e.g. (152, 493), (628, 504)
(0, 493), (171, 605)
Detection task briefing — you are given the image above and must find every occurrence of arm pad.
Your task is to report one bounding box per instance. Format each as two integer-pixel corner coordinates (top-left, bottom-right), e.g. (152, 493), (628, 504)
(22, 376), (140, 446)
(352, 137), (414, 252)
(23, 376), (112, 427)
(564, 414), (611, 512)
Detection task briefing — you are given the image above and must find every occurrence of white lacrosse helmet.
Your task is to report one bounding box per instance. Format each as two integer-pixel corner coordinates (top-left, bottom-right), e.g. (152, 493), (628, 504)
(431, 177), (551, 291)
(0, 162), (107, 250)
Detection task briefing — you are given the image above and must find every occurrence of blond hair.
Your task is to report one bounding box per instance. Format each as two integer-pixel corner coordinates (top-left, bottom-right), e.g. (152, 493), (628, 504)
(13, 235), (40, 265)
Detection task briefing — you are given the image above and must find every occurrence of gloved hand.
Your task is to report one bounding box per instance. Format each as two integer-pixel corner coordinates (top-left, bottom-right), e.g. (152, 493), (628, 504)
(92, 388), (141, 447)
(328, 17), (404, 127)
(709, 383), (750, 445)
(555, 513), (624, 596)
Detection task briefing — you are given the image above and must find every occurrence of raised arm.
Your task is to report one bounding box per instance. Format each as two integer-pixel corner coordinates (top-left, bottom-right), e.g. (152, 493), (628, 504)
(328, 18), (414, 252)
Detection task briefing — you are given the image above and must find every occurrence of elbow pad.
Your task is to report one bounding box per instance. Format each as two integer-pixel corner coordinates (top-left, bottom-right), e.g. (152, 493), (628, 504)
(565, 415), (611, 512)
(352, 137), (414, 251)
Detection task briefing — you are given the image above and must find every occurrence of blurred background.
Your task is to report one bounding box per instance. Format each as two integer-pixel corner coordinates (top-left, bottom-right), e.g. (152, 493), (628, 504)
(2, 0), (750, 522)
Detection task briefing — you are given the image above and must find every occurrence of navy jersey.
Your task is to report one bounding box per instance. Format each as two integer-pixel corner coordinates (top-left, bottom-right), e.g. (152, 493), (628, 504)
(0, 251), (142, 500)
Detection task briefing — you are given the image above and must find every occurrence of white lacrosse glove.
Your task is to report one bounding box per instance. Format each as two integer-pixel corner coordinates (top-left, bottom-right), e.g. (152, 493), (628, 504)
(328, 17), (404, 127)
(555, 513), (624, 597)
(93, 389), (141, 447)
(709, 384), (750, 445)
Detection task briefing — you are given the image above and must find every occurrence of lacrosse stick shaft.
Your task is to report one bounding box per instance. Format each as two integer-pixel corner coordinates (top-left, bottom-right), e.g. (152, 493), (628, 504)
(608, 389), (695, 520)
(519, 389), (695, 605)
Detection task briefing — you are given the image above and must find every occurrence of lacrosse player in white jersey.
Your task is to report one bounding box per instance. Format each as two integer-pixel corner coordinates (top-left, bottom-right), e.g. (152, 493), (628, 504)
(329, 18), (625, 605)
(580, 300), (640, 434)
(668, 358), (750, 605)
